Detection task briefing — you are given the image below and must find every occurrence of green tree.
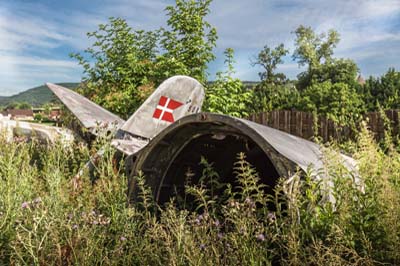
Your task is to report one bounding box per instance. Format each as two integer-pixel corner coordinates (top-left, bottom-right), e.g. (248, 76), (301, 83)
(17, 102), (32, 109)
(205, 48), (253, 117)
(252, 43), (289, 85)
(362, 68), (400, 111)
(71, 17), (160, 118)
(298, 81), (364, 125)
(293, 25), (358, 90)
(250, 43), (297, 113)
(34, 113), (43, 122)
(251, 84), (300, 113)
(5, 102), (19, 110)
(293, 25), (339, 69)
(72, 1), (218, 118)
(159, 0), (217, 83)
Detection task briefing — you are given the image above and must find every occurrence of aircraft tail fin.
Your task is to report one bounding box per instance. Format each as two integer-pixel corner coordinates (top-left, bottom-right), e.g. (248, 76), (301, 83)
(120, 75), (205, 139)
(46, 83), (125, 134)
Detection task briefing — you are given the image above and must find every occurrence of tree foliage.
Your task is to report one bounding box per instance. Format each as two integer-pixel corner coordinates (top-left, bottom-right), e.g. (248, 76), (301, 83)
(72, 0), (217, 118)
(298, 81), (364, 125)
(251, 84), (300, 113)
(361, 68), (400, 111)
(71, 18), (159, 118)
(252, 44), (289, 85)
(293, 25), (358, 90)
(205, 48), (253, 117)
(5, 101), (31, 110)
(159, 0), (217, 83)
(293, 25), (339, 69)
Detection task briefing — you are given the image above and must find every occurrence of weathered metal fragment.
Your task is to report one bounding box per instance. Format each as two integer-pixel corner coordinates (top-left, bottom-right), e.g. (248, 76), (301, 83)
(0, 114), (75, 144)
(46, 82), (125, 132)
(127, 113), (356, 203)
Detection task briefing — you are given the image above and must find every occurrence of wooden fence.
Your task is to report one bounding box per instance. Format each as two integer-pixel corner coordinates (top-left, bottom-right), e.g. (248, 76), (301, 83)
(248, 110), (400, 142)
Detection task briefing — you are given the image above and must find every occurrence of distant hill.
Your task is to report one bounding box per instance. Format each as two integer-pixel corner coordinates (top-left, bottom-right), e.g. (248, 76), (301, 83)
(0, 83), (79, 107)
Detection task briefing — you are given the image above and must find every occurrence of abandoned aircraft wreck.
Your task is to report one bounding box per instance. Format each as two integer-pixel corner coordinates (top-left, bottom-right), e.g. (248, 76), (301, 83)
(44, 76), (356, 204)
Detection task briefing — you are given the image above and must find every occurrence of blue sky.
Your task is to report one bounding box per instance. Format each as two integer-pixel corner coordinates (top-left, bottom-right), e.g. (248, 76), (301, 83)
(0, 0), (399, 96)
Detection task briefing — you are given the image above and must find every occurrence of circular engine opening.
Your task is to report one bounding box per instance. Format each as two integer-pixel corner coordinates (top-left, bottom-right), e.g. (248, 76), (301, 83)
(156, 133), (280, 205)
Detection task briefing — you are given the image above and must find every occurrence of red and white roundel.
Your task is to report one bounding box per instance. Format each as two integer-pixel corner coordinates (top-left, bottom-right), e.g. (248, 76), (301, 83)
(152, 96), (183, 123)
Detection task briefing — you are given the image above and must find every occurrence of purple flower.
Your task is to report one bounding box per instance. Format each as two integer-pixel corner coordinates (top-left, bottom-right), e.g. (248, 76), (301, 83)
(72, 224), (78, 230)
(21, 202), (29, 209)
(33, 197), (41, 204)
(120, 236), (127, 242)
(245, 197), (256, 208)
(67, 213), (73, 220)
(92, 220), (99, 225)
(267, 212), (276, 222)
(217, 233), (224, 239)
(214, 219), (220, 227)
(256, 233), (265, 242)
(199, 243), (206, 250)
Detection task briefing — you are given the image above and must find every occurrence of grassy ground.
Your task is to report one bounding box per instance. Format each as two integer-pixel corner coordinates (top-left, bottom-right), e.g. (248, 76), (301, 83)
(0, 126), (399, 265)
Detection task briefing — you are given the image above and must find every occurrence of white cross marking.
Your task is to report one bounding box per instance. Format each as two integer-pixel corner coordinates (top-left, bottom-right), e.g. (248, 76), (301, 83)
(156, 97), (173, 121)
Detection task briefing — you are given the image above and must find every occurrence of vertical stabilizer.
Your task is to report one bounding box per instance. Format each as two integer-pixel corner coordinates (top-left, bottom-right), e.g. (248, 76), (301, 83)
(121, 75), (205, 139)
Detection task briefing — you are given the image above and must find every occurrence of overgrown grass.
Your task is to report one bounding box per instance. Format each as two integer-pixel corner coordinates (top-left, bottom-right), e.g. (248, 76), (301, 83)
(0, 126), (399, 265)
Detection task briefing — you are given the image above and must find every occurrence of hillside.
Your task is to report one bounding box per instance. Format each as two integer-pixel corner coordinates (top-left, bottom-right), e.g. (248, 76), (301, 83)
(0, 83), (79, 107)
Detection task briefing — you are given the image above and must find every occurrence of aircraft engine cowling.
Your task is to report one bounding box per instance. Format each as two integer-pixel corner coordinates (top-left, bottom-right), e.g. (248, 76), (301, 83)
(126, 113), (342, 204)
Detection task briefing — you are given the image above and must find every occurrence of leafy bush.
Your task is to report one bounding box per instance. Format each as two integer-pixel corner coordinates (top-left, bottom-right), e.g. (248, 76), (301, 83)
(204, 48), (253, 118)
(298, 81), (365, 125)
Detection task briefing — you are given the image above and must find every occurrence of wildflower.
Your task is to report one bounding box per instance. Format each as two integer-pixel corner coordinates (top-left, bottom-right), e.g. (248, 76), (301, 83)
(214, 219), (220, 227)
(217, 233), (224, 239)
(244, 197), (256, 209)
(33, 197), (42, 204)
(267, 212), (276, 223)
(92, 220), (99, 225)
(120, 236), (127, 242)
(21, 202), (29, 209)
(199, 243), (206, 250)
(256, 233), (265, 242)
(72, 224), (78, 230)
(67, 213), (73, 220)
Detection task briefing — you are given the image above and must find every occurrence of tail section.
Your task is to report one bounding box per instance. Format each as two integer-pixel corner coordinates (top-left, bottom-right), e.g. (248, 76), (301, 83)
(121, 75), (205, 139)
(46, 83), (125, 134)
(47, 75), (205, 143)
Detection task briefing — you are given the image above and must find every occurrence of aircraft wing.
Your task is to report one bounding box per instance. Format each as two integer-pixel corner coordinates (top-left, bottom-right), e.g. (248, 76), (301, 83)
(46, 83), (125, 133)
